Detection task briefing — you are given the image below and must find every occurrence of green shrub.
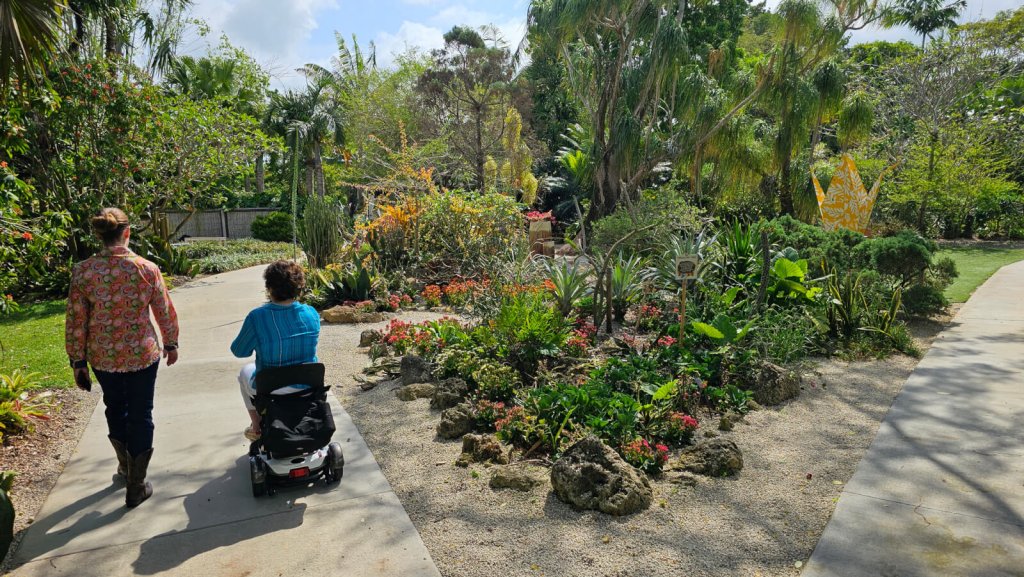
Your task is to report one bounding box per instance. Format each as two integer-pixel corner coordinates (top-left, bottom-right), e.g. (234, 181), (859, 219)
(132, 235), (199, 276)
(184, 240), (293, 274)
(590, 193), (703, 257)
(416, 191), (526, 282)
(854, 231), (936, 288)
(494, 293), (569, 380)
(472, 362), (520, 402)
(250, 212), (293, 242)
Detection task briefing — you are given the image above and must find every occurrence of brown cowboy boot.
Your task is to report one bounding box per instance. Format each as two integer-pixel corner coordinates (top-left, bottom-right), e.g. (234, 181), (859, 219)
(126, 448), (154, 508)
(109, 436), (128, 480)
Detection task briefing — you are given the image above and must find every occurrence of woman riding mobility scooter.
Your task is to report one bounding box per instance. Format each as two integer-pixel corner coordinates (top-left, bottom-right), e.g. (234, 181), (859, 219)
(248, 362), (344, 497)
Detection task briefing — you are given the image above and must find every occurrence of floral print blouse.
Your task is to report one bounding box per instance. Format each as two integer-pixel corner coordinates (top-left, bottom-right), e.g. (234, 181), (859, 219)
(65, 246), (179, 373)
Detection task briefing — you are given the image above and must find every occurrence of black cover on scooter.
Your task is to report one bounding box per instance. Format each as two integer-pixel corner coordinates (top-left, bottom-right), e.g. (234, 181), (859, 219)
(253, 363), (336, 457)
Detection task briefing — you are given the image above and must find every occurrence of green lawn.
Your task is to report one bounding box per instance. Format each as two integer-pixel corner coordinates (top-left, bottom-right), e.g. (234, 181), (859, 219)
(0, 300), (71, 389)
(937, 247), (1024, 303)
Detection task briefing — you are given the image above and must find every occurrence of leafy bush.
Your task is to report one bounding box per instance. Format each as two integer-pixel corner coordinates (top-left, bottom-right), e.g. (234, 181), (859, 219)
(417, 191), (525, 281)
(132, 235), (199, 277)
(472, 362), (520, 402)
(250, 212), (293, 242)
(493, 293), (569, 379)
(590, 193), (703, 257)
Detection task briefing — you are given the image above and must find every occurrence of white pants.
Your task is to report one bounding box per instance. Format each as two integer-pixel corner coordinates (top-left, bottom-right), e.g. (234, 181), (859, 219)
(238, 363), (308, 411)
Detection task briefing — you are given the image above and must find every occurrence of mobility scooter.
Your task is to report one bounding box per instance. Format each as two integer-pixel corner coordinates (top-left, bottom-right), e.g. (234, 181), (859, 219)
(248, 363), (344, 497)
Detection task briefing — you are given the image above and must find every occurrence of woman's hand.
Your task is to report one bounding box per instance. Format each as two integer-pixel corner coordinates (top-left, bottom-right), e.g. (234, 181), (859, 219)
(73, 367), (91, 391)
(163, 348), (178, 366)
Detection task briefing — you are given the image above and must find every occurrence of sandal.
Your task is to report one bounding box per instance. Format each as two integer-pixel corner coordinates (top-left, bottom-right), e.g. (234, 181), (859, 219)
(244, 425), (261, 441)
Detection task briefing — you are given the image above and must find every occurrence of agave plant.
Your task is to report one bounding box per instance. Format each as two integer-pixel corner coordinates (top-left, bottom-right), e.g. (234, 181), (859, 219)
(611, 254), (646, 322)
(645, 230), (716, 292)
(544, 258), (591, 317)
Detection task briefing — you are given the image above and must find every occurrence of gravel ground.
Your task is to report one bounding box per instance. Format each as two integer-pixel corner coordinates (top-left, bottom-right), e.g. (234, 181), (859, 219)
(319, 312), (951, 577)
(0, 305), (947, 577)
(0, 387), (97, 572)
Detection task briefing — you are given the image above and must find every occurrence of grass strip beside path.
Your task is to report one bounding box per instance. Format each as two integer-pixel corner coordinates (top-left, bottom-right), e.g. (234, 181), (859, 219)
(0, 300), (71, 389)
(937, 247), (1024, 303)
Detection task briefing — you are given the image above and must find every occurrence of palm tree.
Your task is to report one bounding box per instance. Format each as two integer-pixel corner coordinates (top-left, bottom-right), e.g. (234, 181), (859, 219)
(884, 0), (966, 49)
(165, 56), (239, 100)
(527, 0), (691, 225)
(267, 79), (344, 198)
(0, 0), (64, 89)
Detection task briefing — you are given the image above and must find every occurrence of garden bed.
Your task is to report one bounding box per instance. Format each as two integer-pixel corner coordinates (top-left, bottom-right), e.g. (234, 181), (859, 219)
(322, 313), (949, 577)
(0, 387), (97, 572)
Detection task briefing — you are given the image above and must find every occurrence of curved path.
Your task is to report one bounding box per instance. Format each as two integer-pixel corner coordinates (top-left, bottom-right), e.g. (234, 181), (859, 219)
(804, 261), (1024, 576)
(8, 266), (441, 577)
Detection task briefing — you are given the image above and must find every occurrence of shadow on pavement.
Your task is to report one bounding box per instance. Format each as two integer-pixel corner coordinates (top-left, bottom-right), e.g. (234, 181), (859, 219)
(132, 456), (307, 575)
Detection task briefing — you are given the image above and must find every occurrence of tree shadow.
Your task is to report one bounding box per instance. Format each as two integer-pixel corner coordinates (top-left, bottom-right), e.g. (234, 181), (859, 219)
(131, 456), (307, 575)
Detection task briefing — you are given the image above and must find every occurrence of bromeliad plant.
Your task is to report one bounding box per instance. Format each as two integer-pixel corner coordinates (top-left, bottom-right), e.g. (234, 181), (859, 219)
(0, 371), (53, 443)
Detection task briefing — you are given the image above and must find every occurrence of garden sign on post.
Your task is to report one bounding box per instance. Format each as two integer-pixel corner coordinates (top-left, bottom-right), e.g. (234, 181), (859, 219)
(677, 255), (699, 351)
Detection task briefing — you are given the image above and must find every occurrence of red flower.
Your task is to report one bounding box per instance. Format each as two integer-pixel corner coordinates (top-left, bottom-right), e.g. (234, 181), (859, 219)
(21, 232), (33, 241)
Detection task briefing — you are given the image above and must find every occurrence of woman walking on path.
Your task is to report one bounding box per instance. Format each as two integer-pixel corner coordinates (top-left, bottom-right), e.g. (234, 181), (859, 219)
(231, 260), (319, 441)
(65, 208), (179, 508)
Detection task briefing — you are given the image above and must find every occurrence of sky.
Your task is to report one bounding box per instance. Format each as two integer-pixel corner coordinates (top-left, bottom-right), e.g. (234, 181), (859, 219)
(180, 0), (1022, 90)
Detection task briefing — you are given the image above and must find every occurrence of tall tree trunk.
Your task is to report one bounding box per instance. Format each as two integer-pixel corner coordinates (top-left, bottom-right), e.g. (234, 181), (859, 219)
(313, 142), (326, 198)
(104, 16), (118, 59)
(305, 157), (315, 197)
(917, 131), (939, 234)
(69, 4), (86, 56)
(779, 148), (795, 216)
(255, 152), (265, 196)
(474, 104), (484, 191)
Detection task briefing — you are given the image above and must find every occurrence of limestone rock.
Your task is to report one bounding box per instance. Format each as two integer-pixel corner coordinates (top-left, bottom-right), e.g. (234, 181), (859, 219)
(321, 306), (384, 324)
(430, 377), (470, 410)
(490, 464), (544, 491)
(455, 433), (509, 467)
(396, 383), (436, 401)
(401, 355), (434, 386)
(748, 362), (801, 406)
(359, 329), (380, 348)
(718, 411), (743, 432)
(437, 402), (474, 439)
(677, 438), (743, 477)
(550, 436), (652, 516)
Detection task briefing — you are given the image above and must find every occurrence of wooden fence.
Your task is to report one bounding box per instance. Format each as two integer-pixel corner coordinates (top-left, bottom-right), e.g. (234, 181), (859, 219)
(158, 209), (278, 240)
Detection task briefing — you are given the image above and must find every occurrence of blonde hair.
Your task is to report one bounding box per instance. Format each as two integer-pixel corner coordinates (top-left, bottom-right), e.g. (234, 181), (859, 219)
(91, 208), (130, 245)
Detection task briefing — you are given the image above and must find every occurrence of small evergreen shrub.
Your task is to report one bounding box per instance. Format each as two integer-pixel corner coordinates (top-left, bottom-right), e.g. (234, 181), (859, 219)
(250, 212), (293, 242)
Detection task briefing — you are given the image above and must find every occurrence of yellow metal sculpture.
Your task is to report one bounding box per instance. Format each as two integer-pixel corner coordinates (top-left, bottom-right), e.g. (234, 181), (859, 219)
(812, 153), (895, 234)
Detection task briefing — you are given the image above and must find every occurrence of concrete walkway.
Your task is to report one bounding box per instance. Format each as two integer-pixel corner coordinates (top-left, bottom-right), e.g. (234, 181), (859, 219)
(804, 261), (1024, 576)
(9, 266), (441, 577)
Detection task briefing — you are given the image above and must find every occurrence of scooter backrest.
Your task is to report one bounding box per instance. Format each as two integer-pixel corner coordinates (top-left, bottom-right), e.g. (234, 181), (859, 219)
(254, 363), (326, 396)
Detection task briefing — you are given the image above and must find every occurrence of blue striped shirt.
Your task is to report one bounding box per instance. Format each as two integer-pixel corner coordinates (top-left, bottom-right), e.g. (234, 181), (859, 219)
(230, 302), (320, 374)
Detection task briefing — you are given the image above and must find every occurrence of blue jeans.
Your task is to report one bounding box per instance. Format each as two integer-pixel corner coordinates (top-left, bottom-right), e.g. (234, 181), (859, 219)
(94, 362), (158, 457)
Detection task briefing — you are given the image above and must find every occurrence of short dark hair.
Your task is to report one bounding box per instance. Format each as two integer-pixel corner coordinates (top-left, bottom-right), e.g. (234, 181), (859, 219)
(264, 260), (305, 301)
